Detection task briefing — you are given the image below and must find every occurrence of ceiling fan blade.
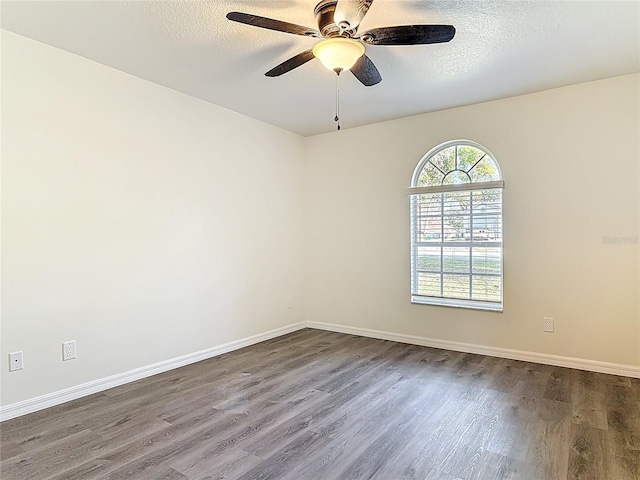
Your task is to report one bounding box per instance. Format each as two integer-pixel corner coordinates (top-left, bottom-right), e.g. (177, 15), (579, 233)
(265, 50), (316, 77)
(350, 54), (381, 86)
(226, 12), (320, 38)
(334, 0), (374, 31)
(360, 25), (455, 45)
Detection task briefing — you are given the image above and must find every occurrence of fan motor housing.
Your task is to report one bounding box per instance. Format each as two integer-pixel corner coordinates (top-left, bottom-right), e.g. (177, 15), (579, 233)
(314, 0), (354, 37)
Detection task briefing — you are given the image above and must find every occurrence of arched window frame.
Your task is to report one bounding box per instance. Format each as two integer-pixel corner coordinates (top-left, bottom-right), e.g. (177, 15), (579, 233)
(408, 140), (504, 311)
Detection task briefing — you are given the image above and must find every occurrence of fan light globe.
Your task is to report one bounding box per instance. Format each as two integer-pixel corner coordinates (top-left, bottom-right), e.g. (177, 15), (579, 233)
(312, 38), (365, 72)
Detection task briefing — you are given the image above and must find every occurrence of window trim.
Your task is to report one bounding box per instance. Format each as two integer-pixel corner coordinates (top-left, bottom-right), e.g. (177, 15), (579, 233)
(410, 294), (503, 312)
(409, 140), (504, 312)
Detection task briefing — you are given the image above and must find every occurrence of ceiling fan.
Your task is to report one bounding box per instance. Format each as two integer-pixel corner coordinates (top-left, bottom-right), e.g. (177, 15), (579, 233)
(226, 0), (456, 87)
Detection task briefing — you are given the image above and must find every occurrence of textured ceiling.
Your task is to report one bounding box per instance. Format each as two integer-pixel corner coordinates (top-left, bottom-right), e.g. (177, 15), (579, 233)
(2, 1), (639, 136)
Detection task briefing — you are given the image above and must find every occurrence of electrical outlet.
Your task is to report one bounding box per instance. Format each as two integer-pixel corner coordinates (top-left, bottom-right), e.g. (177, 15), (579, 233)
(543, 317), (554, 333)
(62, 341), (76, 361)
(9, 351), (23, 371)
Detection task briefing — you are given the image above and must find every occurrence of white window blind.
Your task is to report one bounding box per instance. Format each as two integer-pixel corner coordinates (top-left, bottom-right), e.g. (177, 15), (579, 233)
(409, 141), (504, 311)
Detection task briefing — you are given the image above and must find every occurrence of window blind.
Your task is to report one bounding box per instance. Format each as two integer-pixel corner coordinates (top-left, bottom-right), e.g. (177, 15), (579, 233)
(410, 186), (503, 307)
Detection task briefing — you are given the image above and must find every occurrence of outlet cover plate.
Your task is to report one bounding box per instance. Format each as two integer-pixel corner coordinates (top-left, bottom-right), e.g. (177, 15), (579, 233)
(543, 317), (554, 333)
(62, 341), (77, 361)
(9, 351), (23, 371)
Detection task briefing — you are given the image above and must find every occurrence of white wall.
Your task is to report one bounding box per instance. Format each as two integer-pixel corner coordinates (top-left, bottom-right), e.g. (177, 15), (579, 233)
(1, 31), (305, 406)
(2, 30), (639, 411)
(304, 74), (640, 368)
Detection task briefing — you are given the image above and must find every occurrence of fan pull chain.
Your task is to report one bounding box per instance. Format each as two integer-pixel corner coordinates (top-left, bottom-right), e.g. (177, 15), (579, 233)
(334, 70), (341, 131)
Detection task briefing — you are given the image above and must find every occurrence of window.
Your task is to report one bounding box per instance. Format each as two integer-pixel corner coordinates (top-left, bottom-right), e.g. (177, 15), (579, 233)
(409, 140), (504, 311)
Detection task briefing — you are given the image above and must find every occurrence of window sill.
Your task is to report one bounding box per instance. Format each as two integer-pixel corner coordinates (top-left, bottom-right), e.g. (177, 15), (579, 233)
(411, 296), (503, 312)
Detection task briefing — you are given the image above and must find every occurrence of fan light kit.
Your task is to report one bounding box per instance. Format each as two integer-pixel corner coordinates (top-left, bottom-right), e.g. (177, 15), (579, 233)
(227, 0), (455, 130)
(312, 38), (365, 72)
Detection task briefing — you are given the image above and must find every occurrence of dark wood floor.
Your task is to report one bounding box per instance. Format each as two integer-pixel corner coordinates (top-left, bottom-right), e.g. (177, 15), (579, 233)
(1, 328), (639, 480)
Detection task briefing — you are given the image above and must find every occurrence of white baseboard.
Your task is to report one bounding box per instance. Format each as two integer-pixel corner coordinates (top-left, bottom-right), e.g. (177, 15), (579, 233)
(306, 321), (640, 379)
(3, 320), (638, 421)
(0, 322), (306, 422)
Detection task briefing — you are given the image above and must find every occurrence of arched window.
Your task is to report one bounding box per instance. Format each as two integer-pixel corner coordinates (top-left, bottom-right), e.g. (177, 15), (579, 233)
(409, 140), (504, 311)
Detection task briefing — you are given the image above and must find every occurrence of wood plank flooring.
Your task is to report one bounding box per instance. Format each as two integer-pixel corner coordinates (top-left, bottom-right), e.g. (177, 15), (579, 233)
(1, 328), (639, 479)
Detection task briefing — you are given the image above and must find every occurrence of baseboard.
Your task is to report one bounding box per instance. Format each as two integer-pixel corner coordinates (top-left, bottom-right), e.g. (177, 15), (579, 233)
(3, 320), (638, 421)
(0, 322), (306, 422)
(306, 321), (640, 379)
